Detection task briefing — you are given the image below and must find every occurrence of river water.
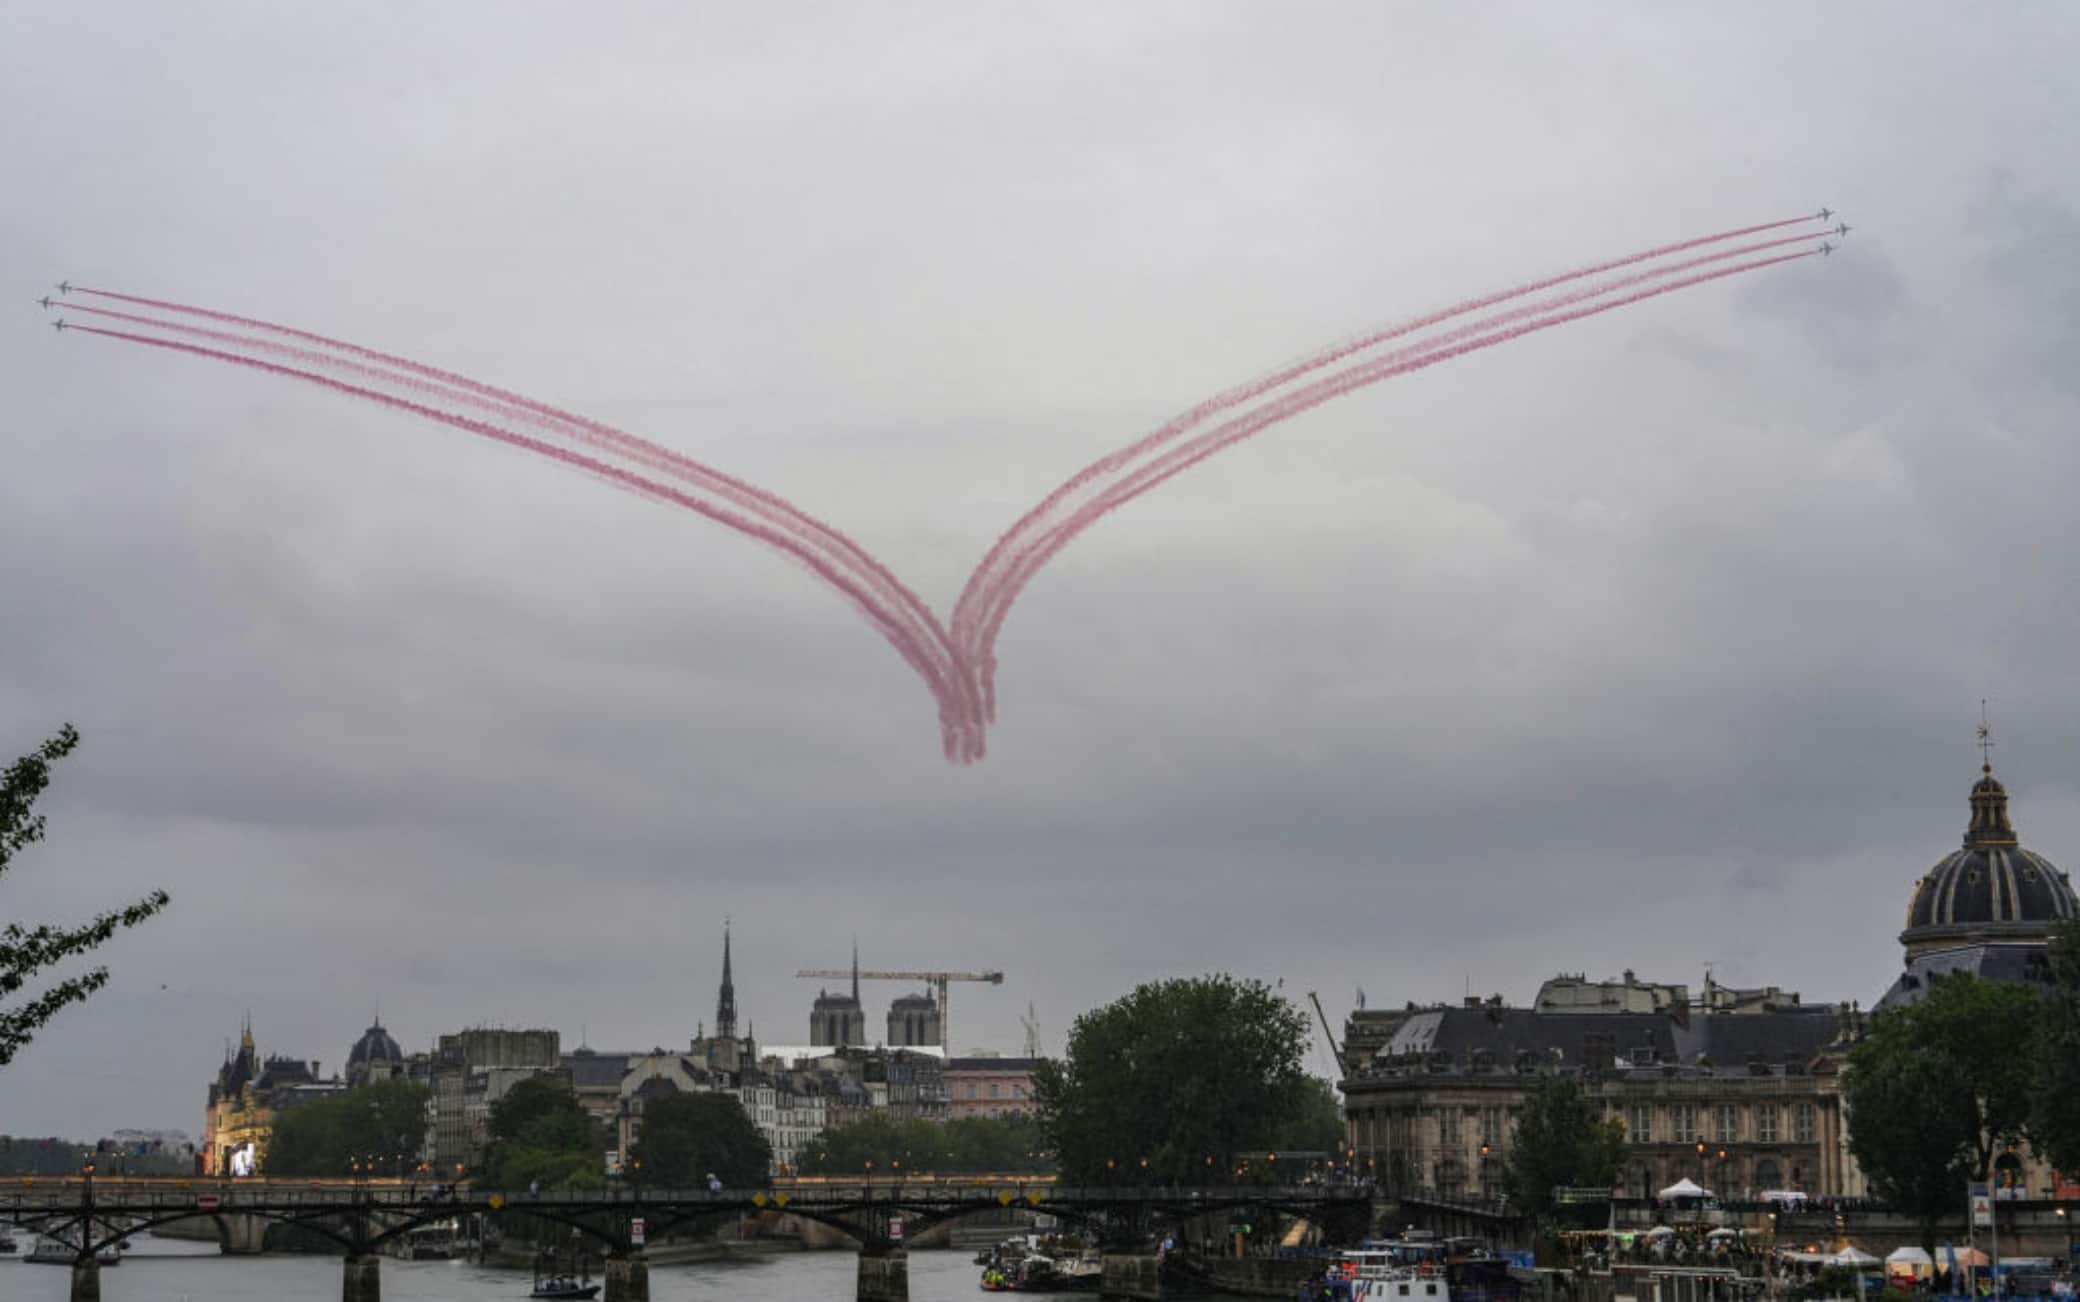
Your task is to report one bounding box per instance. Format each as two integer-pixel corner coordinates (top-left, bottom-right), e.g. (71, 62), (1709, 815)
(1, 1236), (990, 1301)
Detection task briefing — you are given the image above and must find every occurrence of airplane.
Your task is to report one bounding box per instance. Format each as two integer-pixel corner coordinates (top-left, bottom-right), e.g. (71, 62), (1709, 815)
(1818, 242), (1835, 257)
(36, 295), (54, 309)
(51, 318), (70, 331)
(56, 280), (73, 294)
(1816, 207), (1834, 222)
(1835, 222), (1852, 236)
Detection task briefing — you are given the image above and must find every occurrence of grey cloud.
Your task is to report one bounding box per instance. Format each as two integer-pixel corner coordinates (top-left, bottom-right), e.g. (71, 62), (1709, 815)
(5, 2), (2080, 1137)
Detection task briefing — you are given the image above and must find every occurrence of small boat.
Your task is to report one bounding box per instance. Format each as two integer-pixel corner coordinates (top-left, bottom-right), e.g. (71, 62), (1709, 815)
(531, 1248), (600, 1300)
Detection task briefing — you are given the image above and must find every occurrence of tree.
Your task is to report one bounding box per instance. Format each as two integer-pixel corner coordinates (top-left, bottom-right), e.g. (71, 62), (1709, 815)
(2, 725), (169, 1067)
(265, 1078), (431, 1177)
(2031, 920), (2080, 1175)
(480, 1076), (605, 1190)
(1503, 1077), (1627, 1220)
(1031, 974), (1316, 1184)
(1278, 1076), (1348, 1157)
(797, 1113), (1052, 1176)
(1844, 973), (2041, 1248)
(627, 1090), (772, 1189)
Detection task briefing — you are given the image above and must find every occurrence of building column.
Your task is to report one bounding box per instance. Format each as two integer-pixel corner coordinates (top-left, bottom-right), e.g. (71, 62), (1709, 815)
(605, 1253), (651, 1302)
(342, 1253), (381, 1302)
(69, 1256), (101, 1302)
(857, 1245), (910, 1302)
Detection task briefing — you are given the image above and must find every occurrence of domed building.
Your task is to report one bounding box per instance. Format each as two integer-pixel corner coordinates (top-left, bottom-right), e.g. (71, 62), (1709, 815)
(345, 1019), (406, 1088)
(1879, 761), (2078, 1007)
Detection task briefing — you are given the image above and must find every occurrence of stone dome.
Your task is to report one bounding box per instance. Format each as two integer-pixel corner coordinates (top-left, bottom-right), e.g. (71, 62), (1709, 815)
(1902, 765), (2079, 956)
(347, 1022), (403, 1073)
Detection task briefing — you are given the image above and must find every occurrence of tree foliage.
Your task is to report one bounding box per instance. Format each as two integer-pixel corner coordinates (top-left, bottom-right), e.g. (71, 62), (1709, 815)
(1503, 1077), (1628, 1220)
(2031, 919), (2080, 1175)
(797, 1112), (1051, 1176)
(264, 1078), (431, 1177)
(627, 1091), (772, 1188)
(2, 725), (169, 1068)
(480, 1076), (606, 1190)
(1032, 975), (1318, 1183)
(1844, 973), (2040, 1244)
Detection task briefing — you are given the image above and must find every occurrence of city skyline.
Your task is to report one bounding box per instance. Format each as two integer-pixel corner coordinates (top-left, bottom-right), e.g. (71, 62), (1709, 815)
(8, 4), (2080, 1141)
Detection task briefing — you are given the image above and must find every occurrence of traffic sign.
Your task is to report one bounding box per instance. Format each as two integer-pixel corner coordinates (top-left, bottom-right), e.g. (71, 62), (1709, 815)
(630, 1217), (646, 1246)
(196, 1194), (219, 1212)
(889, 1216), (904, 1242)
(1970, 1182), (1993, 1230)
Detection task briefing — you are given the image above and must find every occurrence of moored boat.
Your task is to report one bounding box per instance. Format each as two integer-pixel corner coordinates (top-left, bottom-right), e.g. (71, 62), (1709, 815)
(530, 1248), (600, 1299)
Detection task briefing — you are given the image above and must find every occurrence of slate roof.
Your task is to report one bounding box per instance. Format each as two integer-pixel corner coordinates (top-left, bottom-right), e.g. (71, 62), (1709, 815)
(1373, 1003), (1842, 1076)
(1874, 942), (2057, 1011)
(561, 1050), (634, 1089)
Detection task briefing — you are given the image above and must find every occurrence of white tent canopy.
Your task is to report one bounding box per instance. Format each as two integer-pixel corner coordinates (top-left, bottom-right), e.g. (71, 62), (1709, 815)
(1657, 1178), (1713, 1199)
(1886, 1248), (1934, 1267)
(1832, 1246), (1882, 1268)
(1706, 1228), (1743, 1240)
(1644, 1226), (1678, 1238)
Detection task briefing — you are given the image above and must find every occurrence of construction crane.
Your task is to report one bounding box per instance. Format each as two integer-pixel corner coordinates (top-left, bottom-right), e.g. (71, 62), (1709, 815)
(1307, 991), (1345, 1076)
(794, 966), (1004, 1050)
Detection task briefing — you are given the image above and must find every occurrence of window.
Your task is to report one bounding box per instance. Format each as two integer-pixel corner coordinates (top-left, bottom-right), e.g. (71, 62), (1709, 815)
(1671, 1104), (1697, 1144)
(1756, 1104), (1779, 1144)
(988, 1083), (1000, 1099)
(1628, 1104), (1653, 1143)
(1793, 1102), (1816, 1144)
(1480, 1108), (1503, 1147)
(1714, 1104), (1739, 1143)
(1439, 1109), (1462, 1145)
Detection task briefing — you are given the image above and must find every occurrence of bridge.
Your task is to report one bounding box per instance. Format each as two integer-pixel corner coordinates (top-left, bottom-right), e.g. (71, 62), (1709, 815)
(3, 1173), (1374, 1302)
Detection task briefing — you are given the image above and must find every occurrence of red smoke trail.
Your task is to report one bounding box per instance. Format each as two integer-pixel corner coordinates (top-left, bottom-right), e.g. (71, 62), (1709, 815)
(964, 250), (1817, 717)
(68, 322), (979, 756)
(66, 218), (1823, 762)
(68, 286), (978, 743)
(953, 213), (1822, 652)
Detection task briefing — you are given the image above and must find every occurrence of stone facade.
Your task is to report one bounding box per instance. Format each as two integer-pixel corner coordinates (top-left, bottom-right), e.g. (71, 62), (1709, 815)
(944, 1056), (1041, 1119)
(1340, 998), (1855, 1198)
(201, 1021), (337, 1175)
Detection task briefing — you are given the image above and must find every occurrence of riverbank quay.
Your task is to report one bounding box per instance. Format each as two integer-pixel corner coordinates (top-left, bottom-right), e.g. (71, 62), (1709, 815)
(1609, 1198), (2080, 1260)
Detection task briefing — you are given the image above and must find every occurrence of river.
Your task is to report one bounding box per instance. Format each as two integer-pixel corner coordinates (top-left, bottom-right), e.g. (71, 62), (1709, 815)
(0, 1236), (991, 1301)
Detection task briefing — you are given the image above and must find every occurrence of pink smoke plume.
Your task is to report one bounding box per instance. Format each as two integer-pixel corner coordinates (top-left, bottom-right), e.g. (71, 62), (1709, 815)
(61, 214), (1827, 762)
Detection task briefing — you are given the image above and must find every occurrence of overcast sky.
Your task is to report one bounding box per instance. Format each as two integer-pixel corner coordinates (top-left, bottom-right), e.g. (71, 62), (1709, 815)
(5, 4), (2079, 1140)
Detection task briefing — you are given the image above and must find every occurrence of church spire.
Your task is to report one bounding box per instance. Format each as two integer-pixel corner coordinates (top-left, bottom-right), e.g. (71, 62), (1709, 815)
(851, 937), (860, 1003)
(714, 918), (738, 1040)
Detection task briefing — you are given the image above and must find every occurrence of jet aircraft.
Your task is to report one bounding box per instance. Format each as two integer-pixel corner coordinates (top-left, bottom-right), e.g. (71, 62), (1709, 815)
(51, 318), (70, 331)
(36, 296), (54, 309)
(56, 280), (73, 294)
(1816, 207), (1834, 222)
(1818, 242), (1835, 257)
(1834, 222), (1852, 236)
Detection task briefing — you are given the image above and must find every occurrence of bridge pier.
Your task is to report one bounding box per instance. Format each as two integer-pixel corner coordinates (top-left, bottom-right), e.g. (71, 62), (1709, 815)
(342, 1252), (381, 1302)
(604, 1253), (650, 1302)
(69, 1255), (102, 1302)
(857, 1246), (909, 1302)
(1099, 1253), (1162, 1301)
(219, 1212), (269, 1254)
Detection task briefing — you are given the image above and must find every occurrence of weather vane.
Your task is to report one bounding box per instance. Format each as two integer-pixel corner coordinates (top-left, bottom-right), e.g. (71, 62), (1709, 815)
(1978, 699), (1995, 770)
